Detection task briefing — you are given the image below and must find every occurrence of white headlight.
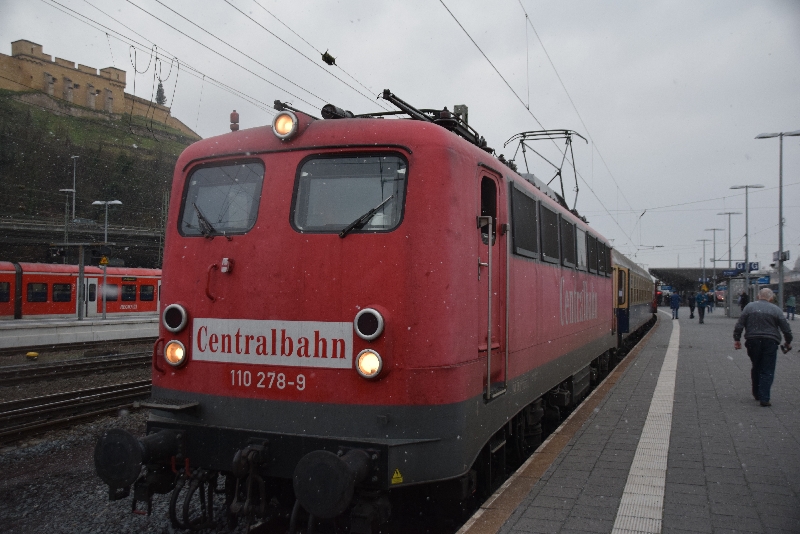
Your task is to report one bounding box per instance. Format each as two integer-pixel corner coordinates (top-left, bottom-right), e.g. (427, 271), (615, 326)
(356, 349), (382, 379)
(272, 111), (298, 140)
(164, 340), (187, 367)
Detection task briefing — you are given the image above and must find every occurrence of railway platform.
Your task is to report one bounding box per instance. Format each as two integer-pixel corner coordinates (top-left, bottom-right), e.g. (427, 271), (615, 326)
(0, 315), (158, 351)
(461, 308), (800, 534)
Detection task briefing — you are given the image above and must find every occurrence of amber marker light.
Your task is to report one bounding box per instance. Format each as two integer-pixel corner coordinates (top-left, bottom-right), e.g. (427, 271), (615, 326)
(356, 349), (383, 379)
(164, 340), (187, 367)
(272, 110), (298, 140)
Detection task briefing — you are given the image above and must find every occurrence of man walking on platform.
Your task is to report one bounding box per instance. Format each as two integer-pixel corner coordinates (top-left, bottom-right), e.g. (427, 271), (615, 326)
(695, 291), (707, 324)
(670, 291), (681, 319)
(688, 292), (696, 319)
(707, 291), (715, 313)
(786, 294), (796, 320)
(734, 288), (792, 407)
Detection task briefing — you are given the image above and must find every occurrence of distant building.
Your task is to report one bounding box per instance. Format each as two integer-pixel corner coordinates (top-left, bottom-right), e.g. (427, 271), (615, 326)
(0, 39), (199, 139)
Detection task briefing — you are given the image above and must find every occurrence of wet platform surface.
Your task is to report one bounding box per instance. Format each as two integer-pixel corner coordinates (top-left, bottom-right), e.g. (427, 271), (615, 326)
(461, 308), (799, 534)
(0, 315), (158, 350)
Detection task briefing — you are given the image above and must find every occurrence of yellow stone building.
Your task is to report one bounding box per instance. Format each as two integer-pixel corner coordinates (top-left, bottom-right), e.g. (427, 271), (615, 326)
(0, 39), (199, 139)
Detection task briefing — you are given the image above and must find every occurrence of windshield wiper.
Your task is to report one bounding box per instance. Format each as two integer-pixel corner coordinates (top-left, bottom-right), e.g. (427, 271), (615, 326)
(339, 195), (394, 239)
(193, 202), (216, 238)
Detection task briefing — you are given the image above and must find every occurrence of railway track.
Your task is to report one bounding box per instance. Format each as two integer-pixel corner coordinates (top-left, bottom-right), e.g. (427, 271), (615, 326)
(0, 380), (151, 443)
(0, 351), (150, 386)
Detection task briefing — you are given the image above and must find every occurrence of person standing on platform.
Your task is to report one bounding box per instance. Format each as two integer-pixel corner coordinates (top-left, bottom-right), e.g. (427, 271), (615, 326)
(670, 291), (681, 319)
(734, 288), (792, 406)
(688, 292), (696, 319)
(786, 294), (796, 320)
(739, 290), (750, 311)
(708, 291), (715, 313)
(695, 291), (707, 324)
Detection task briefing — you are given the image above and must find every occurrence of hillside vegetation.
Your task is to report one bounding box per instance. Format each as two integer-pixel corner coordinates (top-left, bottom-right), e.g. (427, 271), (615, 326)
(0, 90), (198, 230)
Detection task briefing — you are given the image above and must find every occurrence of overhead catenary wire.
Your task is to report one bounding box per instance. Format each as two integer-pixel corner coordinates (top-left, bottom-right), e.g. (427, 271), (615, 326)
(437, 0), (637, 251)
(249, 0), (389, 110)
(222, 0), (389, 111)
(124, 0), (320, 109)
(42, 0), (276, 114)
(516, 0), (635, 214)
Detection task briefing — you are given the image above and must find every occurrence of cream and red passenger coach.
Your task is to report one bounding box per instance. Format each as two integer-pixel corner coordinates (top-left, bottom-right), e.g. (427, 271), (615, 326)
(95, 92), (654, 531)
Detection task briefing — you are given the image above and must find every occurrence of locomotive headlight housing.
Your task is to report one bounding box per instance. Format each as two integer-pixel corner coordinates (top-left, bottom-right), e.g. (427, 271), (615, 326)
(354, 308), (384, 341)
(356, 349), (382, 379)
(272, 110), (298, 140)
(164, 340), (187, 367)
(163, 304), (188, 333)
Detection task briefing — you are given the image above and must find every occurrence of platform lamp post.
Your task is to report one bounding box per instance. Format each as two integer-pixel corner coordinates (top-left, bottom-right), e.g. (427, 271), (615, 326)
(755, 129), (800, 310)
(717, 212), (741, 268)
(705, 228), (724, 290)
(70, 155), (78, 220)
(730, 185), (764, 295)
(59, 188), (75, 260)
(92, 200), (122, 319)
(697, 239), (711, 290)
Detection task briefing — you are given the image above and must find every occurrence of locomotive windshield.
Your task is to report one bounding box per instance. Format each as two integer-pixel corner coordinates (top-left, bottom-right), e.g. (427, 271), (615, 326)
(292, 155), (407, 233)
(179, 161), (265, 237)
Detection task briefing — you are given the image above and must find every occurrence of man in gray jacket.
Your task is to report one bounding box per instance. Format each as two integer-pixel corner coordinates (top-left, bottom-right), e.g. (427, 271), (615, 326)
(734, 288), (792, 406)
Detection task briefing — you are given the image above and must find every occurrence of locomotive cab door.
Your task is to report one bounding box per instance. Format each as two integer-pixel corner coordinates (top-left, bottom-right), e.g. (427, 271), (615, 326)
(477, 169), (508, 400)
(83, 278), (98, 317)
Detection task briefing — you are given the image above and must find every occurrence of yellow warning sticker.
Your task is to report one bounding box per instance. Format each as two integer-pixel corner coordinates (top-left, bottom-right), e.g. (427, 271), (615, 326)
(391, 468), (403, 484)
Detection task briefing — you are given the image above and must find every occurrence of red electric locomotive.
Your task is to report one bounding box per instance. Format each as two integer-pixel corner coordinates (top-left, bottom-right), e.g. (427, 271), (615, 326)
(95, 92), (651, 531)
(0, 262), (161, 319)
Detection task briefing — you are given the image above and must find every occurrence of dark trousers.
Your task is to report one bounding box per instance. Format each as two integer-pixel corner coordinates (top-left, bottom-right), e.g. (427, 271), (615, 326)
(745, 338), (779, 402)
(671, 306), (679, 319)
(697, 306), (705, 323)
(689, 305), (695, 318)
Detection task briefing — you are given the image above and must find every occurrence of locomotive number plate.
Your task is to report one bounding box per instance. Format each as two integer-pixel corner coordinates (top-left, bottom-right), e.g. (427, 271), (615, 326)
(230, 369), (306, 391)
(193, 318), (352, 368)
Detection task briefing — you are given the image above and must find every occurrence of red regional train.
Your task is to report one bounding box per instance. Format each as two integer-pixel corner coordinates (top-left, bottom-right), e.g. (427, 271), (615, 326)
(0, 262), (161, 319)
(95, 91), (655, 532)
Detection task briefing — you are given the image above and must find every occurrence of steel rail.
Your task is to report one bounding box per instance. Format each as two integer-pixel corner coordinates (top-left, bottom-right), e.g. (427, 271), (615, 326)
(0, 381), (151, 442)
(0, 352), (150, 386)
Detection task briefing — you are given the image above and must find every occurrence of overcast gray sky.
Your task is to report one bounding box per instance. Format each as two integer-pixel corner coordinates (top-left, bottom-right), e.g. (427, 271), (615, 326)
(2, 0), (799, 272)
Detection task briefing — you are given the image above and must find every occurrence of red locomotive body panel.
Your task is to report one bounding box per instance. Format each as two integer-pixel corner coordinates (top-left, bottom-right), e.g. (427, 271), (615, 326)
(154, 118), (613, 409)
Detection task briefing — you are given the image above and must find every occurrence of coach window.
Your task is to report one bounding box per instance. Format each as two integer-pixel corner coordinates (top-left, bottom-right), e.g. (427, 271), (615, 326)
(561, 218), (576, 268)
(121, 285), (137, 302)
(180, 160), (264, 237)
(140, 285), (155, 301)
(292, 154), (407, 234)
(52, 284), (72, 302)
(511, 184), (538, 258)
(104, 284), (119, 302)
(540, 205), (560, 263)
(0, 282), (9, 302)
(587, 235), (598, 274)
(576, 228), (587, 270)
(27, 283), (47, 302)
(618, 270), (626, 306)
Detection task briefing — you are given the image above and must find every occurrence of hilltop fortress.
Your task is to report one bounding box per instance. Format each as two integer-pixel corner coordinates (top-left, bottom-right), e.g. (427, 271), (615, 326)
(0, 39), (199, 139)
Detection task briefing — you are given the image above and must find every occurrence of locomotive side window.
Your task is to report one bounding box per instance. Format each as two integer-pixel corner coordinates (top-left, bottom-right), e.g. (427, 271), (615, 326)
(121, 285), (137, 301)
(0, 282), (9, 302)
(576, 228), (587, 270)
(618, 270), (626, 306)
(598, 243), (607, 275)
(52, 283), (72, 302)
(292, 155), (407, 234)
(479, 177), (497, 245)
(540, 205), (560, 264)
(27, 283), (47, 302)
(587, 235), (598, 274)
(104, 284), (119, 302)
(180, 161), (264, 237)
(140, 285), (155, 301)
(510, 184), (538, 258)
(561, 218), (576, 268)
